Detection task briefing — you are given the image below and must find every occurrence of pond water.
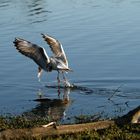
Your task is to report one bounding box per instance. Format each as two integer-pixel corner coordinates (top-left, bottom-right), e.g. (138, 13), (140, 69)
(0, 0), (140, 123)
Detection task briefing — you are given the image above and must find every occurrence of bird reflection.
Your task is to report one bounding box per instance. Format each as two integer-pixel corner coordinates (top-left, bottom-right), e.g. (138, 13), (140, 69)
(23, 88), (71, 122)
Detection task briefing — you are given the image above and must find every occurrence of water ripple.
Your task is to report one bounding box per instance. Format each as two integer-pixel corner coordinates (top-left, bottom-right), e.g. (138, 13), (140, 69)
(0, 0), (140, 120)
(0, 0), (11, 8)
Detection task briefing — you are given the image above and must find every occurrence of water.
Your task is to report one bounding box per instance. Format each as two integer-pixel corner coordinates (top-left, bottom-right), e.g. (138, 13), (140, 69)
(0, 0), (140, 123)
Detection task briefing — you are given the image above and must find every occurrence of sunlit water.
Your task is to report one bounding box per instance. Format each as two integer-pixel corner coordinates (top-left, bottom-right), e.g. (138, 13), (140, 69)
(0, 0), (140, 123)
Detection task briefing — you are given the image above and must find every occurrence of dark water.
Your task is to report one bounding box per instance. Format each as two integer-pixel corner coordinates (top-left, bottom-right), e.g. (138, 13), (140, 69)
(0, 0), (140, 123)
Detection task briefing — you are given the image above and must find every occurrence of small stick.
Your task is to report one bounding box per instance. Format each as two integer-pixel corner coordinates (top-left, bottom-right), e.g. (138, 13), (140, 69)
(42, 122), (57, 129)
(108, 84), (123, 100)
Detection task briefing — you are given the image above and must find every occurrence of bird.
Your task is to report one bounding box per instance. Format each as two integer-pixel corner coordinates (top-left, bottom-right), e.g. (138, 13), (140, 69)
(13, 34), (72, 87)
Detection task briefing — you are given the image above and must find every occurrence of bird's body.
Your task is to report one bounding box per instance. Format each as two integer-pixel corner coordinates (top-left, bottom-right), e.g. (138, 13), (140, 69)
(13, 34), (72, 87)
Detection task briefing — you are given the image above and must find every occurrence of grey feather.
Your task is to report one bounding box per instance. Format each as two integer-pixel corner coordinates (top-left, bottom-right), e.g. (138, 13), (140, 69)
(41, 34), (68, 67)
(13, 38), (50, 70)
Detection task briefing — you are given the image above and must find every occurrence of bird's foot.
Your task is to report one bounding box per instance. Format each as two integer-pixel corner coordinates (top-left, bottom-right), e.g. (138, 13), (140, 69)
(37, 91), (43, 99)
(63, 80), (73, 88)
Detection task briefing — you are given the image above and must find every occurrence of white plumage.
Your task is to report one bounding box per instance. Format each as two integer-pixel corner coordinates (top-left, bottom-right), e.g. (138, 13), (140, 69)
(13, 34), (72, 87)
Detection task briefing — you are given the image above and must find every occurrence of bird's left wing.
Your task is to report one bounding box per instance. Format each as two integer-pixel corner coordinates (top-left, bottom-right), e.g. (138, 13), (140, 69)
(13, 38), (50, 70)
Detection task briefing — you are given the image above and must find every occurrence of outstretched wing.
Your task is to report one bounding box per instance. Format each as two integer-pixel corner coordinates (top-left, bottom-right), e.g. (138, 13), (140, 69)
(41, 33), (68, 67)
(13, 38), (50, 70)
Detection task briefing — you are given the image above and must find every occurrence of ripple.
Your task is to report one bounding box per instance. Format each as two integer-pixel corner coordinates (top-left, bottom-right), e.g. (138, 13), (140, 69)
(0, 0), (140, 121)
(27, 7), (51, 17)
(27, 7), (51, 24)
(0, 0), (11, 8)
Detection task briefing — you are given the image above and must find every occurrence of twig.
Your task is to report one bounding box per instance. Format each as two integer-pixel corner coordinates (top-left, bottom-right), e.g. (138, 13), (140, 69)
(108, 84), (123, 100)
(42, 122), (57, 129)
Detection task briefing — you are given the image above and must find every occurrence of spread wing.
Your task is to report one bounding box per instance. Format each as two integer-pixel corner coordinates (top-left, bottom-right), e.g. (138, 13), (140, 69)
(41, 33), (68, 67)
(13, 38), (50, 70)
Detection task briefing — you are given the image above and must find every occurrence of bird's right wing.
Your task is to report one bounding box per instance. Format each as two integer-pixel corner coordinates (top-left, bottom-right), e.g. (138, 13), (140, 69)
(13, 38), (50, 69)
(41, 34), (68, 67)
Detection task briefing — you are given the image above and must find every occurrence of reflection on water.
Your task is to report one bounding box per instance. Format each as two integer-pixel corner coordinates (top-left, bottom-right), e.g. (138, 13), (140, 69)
(22, 83), (132, 123)
(24, 88), (71, 122)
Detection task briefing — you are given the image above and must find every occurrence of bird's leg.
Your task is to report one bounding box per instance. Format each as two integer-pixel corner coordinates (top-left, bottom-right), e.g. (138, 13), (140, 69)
(62, 71), (66, 81)
(57, 71), (61, 87)
(62, 72), (71, 87)
(38, 67), (43, 82)
(57, 71), (60, 85)
(63, 88), (70, 104)
(57, 71), (61, 95)
(57, 88), (61, 96)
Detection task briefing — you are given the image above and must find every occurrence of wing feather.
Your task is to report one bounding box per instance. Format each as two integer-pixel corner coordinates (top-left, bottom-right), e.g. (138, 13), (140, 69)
(41, 34), (68, 67)
(13, 38), (50, 70)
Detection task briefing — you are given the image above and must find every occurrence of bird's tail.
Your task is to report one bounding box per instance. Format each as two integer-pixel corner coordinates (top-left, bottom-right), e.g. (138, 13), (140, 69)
(63, 68), (73, 72)
(67, 68), (73, 72)
(57, 65), (73, 72)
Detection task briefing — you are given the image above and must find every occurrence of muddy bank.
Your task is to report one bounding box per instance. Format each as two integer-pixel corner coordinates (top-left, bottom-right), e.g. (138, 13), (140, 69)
(0, 120), (114, 139)
(0, 106), (139, 140)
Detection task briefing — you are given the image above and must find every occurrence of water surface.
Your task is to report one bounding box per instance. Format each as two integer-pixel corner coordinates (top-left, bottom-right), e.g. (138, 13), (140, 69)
(0, 0), (140, 123)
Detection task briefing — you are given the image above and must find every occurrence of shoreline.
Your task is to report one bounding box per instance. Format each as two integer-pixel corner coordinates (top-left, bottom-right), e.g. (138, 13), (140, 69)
(0, 106), (139, 139)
